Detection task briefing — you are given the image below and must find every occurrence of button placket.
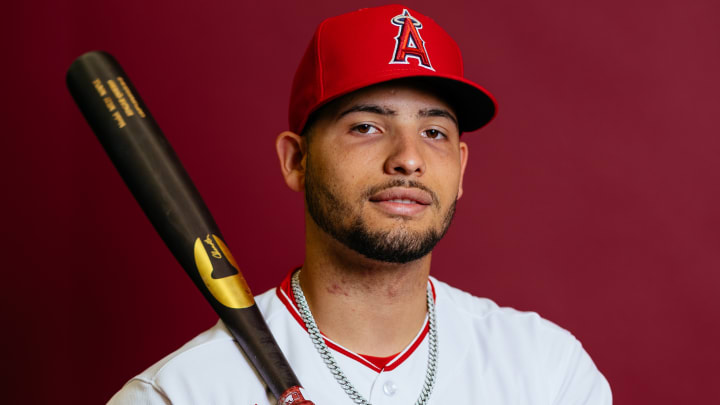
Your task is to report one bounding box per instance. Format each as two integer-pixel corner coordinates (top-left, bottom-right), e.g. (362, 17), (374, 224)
(383, 380), (398, 396)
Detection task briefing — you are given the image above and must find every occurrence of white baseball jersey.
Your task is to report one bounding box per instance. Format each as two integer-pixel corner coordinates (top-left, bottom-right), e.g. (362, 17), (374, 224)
(108, 271), (611, 404)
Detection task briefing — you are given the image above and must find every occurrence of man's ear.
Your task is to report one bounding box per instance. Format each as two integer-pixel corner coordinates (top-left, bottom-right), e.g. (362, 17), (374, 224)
(275, 131), (307, 192)
(457, 141), (469, 200)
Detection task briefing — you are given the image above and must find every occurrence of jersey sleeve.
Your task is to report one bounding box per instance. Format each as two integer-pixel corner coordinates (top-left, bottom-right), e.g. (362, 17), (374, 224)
(107, 378), (171, 405)
(549, 337), (612, 405)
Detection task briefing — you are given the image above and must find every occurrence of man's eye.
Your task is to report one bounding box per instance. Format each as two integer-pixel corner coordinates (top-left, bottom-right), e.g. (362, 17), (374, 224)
(422, 129), (447, 140)
(352, 124), (379, 134)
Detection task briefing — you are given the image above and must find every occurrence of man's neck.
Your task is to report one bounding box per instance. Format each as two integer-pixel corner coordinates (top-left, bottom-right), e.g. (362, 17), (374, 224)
(299, 226), (432, 357)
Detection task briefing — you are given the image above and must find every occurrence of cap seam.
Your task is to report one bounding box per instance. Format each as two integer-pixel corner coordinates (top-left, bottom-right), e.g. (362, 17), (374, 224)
(315, 19), (328, 100)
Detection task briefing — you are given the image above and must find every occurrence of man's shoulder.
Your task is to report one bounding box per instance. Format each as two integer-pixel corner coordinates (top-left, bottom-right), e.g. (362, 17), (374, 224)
(432, 277), (611, 404)
(431, 276), (501, 316)
(132, 320), (238, 381)
(432, 276), (576, 343)
(139, 288), (282, 381)
(108, 288), (281, 404)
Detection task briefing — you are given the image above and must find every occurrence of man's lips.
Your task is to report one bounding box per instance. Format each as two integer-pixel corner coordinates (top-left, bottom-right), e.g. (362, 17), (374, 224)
(369, 187), (433, 206)
(368, 188), (431, 216)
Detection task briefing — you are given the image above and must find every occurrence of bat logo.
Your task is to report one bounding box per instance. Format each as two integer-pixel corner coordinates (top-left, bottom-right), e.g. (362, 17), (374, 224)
(203, 234), (223, 259)
(194, 234), (254, 308)
(389, 9), (434, 71)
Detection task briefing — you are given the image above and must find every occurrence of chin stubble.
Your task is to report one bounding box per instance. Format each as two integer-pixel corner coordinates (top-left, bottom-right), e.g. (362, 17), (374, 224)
(305, 155), (456, 264)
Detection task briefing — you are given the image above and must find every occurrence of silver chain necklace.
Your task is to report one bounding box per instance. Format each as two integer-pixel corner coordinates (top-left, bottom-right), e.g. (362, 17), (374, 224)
(291, 270), (438, 405)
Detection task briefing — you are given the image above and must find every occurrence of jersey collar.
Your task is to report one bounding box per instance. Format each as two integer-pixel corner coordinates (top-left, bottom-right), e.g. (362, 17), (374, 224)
(275, 268), (436, 372)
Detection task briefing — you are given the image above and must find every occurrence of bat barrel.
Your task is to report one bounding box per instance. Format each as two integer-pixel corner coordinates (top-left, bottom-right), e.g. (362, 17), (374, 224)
(66, 51), (302, 400)
(66, 51), (209, 265)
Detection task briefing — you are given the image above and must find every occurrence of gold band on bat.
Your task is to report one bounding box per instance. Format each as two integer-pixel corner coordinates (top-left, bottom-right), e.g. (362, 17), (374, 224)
(194, 234), (254, 308)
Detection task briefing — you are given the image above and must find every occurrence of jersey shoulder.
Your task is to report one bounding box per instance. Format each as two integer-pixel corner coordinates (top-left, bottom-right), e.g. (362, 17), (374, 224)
(138, 319), (234, 375)
(431, 276), (570, 336)
(431, 277), (612, 404)
(108, 288), (281, 405)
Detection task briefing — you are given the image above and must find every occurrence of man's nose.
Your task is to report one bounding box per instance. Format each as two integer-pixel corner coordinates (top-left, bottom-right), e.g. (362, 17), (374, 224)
(383, 129), (426, 176)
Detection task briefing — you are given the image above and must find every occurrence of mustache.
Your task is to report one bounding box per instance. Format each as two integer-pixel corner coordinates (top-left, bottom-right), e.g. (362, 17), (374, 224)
(361, 179), (440, 206)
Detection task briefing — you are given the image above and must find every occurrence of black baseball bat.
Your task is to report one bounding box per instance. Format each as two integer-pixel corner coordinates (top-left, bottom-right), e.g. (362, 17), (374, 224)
(66, 51), (311, 405)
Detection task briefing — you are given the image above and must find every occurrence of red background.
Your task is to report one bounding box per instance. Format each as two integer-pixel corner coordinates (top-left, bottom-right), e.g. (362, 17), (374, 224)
(3, 0), (719, 403)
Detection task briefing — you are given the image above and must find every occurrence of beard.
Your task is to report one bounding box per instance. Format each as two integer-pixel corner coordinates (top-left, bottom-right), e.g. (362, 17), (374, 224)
(304, 156), (456, 264)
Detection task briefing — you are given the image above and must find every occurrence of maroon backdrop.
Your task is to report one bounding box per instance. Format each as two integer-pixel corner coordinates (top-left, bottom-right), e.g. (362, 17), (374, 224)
(3, 0), (719, 403)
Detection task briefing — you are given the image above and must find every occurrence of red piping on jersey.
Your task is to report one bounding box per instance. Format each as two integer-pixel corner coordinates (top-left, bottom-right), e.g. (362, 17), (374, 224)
(276, 268), (436, 373)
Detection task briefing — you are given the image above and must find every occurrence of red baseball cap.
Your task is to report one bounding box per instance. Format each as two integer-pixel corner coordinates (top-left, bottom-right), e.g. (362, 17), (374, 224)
(289, 4), (497, 134)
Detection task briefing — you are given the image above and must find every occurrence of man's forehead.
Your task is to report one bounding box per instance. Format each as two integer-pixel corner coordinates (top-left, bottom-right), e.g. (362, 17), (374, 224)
(327, 80), (459, 123)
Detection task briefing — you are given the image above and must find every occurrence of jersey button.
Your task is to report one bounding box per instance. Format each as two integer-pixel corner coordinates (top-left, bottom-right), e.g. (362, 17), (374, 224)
(383, 381), (397, 396)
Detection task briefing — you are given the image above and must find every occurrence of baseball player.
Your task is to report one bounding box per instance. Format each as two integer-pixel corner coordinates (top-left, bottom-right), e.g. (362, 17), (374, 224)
(109, 5), (611, 404)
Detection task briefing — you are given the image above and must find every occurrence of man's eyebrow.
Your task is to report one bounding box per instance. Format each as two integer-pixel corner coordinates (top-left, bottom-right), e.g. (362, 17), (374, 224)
(337, 104), (397, 119)
(418, 108), (458, 128)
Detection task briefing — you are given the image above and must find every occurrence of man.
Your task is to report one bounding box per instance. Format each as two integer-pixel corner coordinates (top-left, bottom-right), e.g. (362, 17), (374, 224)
(109, 5), (611, 404)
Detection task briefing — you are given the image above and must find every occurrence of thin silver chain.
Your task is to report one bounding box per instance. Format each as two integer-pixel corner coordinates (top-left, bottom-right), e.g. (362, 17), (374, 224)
(291, 270), (438, 405)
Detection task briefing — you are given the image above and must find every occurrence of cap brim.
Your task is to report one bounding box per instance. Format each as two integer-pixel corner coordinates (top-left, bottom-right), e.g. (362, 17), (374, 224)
(408, 75), (497, 133)
(305, 74), (497, 135)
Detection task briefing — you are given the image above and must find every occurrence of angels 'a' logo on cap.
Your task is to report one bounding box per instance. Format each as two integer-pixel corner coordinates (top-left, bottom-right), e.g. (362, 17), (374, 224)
(389, 9), (434, 71)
